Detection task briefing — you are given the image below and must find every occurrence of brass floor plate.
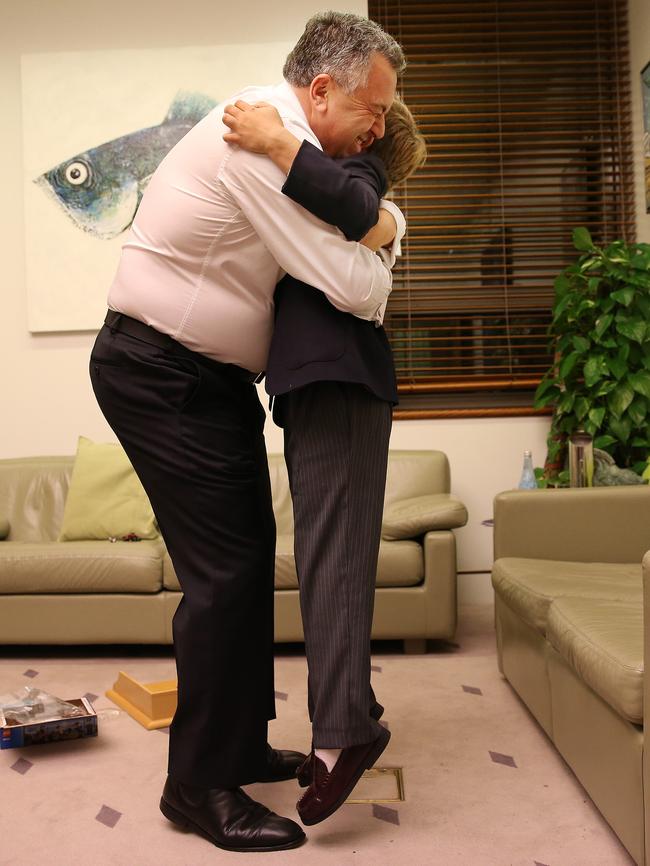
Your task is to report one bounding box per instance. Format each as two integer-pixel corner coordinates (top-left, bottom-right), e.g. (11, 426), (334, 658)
(345, 767), (405, 804)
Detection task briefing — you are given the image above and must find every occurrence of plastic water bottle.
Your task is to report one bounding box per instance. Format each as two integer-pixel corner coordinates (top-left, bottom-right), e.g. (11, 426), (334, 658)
(518, 450), (537, 489)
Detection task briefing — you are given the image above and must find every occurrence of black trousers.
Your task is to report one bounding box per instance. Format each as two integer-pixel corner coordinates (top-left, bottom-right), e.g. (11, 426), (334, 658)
(281, 381), (392, 749)
(90, 323), (276, 788)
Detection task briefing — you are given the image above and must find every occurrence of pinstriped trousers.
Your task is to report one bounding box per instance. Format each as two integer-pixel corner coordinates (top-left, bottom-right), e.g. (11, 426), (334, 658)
(282, 381), (392, 749)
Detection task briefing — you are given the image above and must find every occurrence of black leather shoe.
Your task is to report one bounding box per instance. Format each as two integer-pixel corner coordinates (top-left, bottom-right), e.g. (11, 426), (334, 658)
(256, 744), (308, 783)
(160, 776), (306, 852)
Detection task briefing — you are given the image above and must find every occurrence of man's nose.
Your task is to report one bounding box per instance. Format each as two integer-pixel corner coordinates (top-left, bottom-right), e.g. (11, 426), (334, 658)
(371, 114), (386, 140)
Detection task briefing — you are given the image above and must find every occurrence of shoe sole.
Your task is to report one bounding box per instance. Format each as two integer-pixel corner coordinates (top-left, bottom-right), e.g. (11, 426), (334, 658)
(159, 797), (306, 852)
(298, 726), (391, 826)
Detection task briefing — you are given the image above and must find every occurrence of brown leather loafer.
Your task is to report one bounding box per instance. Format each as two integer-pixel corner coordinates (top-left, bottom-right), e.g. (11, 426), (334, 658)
(296, 704), (385, 788)
(296, 726), (391, 826)
(160, 776), (306, 852)
(256, 745), (308, 783)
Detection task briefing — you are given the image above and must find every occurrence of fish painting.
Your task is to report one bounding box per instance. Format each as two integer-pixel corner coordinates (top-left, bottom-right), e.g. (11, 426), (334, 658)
(34, 91), (217, 239)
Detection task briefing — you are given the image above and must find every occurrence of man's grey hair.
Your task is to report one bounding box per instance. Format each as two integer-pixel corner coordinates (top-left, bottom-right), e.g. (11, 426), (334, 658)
(283, 11), (405, 94)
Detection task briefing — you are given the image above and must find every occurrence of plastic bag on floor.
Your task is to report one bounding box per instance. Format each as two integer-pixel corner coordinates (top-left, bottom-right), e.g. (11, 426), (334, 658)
(0, 687), (86, 725)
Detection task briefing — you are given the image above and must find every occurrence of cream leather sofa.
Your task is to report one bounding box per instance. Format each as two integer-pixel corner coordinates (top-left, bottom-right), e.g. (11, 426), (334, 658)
(0, 450), (467, 650)
(492, 486), (650, 865)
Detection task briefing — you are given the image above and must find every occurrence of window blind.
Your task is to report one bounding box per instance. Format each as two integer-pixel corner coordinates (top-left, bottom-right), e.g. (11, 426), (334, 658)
(369, 0), (635, 418)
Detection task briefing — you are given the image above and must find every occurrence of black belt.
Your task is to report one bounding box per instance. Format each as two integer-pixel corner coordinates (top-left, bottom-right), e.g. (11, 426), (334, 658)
(104, 310), (262, 384)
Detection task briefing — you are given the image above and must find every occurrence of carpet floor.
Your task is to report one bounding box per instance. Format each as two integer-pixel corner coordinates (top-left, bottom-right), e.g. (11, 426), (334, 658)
(0, 604), (634, 866)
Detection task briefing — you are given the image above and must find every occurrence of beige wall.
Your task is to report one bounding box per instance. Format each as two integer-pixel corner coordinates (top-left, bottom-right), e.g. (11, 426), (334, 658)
(3, 2), (645, 592)
(629, 0), (650, 243)
(0, 0), (365, 461)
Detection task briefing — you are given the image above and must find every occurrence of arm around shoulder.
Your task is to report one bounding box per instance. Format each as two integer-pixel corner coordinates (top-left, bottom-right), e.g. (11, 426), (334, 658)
(219, 146), (392, 321)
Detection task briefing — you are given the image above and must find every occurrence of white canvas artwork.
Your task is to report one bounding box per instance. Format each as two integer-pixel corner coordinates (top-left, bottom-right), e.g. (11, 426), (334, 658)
(21, 42), (293, 332)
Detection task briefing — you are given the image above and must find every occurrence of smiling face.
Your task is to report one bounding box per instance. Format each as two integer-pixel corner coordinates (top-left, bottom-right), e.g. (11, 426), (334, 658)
(308, 53), (397, 157)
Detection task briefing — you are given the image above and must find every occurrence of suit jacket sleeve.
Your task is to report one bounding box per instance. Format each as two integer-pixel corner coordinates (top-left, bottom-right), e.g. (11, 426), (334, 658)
(281, 140), (388, 242)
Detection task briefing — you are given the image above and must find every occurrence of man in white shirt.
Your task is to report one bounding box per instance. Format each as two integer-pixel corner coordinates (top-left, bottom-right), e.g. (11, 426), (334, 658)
(89, 11), (404, 854)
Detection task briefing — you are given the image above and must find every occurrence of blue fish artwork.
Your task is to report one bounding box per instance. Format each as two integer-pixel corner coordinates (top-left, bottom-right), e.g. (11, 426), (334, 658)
(34, 91), (217, 239)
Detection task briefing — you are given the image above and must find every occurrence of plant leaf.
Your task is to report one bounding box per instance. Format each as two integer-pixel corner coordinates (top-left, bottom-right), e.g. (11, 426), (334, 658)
(593, 379), (617, 397)
(616, 318), (646, 344)
(575, 396), (590, 421)
(601, 296), (615, 314)
(553, 293), (573, 321)
(533, 387), (560, 410)
(588, 406), (606, 428)
(609, 416), (632, 442)
(594, 434), (616, 448)
(629, 371), (650, 399)
(635, 295), (650, 319)
(554, 273), (570, 295)
(534, 375), (557, 400)
(611, 287), (635, 306)
(606, 355), (628, 380)
(573, 227), (594, 252)
(593, 313), (614, 340)
(584, 355), (605, 388)
(572, 335), (590, 353)
(577, 298), (597, 317)
(578, 257), (599, 274)
(607, 381), (635, 419)
(627, 396), (647, 428)
(559, 351), (581, 380)
(557, 391), (576, 415)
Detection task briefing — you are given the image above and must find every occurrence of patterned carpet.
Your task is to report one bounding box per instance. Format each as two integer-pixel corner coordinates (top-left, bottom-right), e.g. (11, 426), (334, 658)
(0, 605), (634, 865)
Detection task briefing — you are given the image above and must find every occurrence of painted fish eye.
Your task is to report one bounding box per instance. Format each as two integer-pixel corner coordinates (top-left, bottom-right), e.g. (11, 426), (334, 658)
(64, 161), (91, 186)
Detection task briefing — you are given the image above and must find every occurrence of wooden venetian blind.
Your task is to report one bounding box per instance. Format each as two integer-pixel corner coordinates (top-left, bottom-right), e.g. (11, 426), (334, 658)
(369, 0), (635, 418)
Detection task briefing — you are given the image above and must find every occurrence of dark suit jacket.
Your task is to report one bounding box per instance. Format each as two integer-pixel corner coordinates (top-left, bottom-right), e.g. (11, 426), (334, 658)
(265, 140), (398, 425)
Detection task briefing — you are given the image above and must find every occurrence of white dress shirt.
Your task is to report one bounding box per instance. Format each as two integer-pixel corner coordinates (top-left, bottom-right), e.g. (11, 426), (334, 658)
(108, 81), (404, 373)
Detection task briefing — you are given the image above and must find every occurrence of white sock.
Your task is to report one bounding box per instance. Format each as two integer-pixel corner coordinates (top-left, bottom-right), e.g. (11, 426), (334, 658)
(314, 747), (342, 772)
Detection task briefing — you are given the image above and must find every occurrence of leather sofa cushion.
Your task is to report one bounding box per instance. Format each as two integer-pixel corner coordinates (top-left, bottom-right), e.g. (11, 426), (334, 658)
(382, 493), (467, 540)
(162, 536), (424, 592)
(547, 597), (643, 724)
(492, 558), (641, 634)
(265, 449), (453, 539)
(0, 457), (73, 542)
(0, 541), (164, 594)
(274, 536), (425, 590)
(383, 450), (450, 507)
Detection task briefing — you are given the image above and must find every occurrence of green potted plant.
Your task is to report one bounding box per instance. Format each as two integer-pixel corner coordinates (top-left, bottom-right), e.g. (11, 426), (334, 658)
(534, 228), (650, 486)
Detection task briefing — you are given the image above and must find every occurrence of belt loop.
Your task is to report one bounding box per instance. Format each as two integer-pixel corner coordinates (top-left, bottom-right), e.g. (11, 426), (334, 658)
(106, 311), (122, 334)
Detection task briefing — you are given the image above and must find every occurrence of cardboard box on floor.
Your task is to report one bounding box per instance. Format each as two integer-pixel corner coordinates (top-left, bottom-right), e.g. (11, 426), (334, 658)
(0, 697), (97, 749)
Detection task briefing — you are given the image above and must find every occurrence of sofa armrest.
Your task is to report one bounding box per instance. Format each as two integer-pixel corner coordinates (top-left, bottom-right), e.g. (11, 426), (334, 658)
(494, 486), (650, 563)
(381, 494), (468, 541)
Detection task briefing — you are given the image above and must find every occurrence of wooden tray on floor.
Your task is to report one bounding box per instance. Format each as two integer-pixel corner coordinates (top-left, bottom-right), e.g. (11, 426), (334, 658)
(106, 672), (177, 730)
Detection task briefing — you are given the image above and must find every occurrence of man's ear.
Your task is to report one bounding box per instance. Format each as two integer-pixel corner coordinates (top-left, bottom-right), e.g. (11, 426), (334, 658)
(309, 74), (332, 114)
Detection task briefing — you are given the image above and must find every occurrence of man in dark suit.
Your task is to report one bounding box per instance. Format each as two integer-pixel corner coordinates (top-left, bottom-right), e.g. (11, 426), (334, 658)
(90, 12), (405, 854)
(222, 98), (426, 825)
